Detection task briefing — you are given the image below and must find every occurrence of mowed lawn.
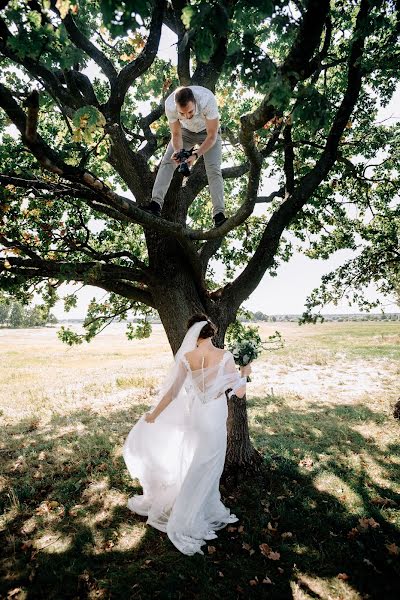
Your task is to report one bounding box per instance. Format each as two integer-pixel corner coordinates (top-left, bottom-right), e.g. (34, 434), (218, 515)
(0, 321), (399, 599)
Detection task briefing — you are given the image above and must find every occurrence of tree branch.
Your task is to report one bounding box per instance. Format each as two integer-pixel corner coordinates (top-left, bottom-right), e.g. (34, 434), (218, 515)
(166, 0), (191, 85)
(0, 256), (149, 287)
(106, 0), (165, 118)
(138, 97), (167, 160)
(283, 123), (295, 194)
(61, 13), (118, 85)
(0, 17), (82, 110)
(63, 69), (99, 107)
(240, 0), (330, 133)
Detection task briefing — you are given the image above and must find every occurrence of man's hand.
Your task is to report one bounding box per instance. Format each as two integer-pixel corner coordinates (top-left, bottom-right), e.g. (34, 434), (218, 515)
(186, 154), (197, 167)
(144, 412), (156, 423)
(172, 150), (197, 166)
(171, 151), (181, 164)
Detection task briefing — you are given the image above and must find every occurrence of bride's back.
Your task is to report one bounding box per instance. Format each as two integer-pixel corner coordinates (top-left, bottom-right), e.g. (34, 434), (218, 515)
(184, 345), (226, 372)
(184, 344), (233, 402)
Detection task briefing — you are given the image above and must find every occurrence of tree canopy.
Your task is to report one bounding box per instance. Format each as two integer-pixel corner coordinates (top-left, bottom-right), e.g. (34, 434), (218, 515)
(0, 0), (399, 350)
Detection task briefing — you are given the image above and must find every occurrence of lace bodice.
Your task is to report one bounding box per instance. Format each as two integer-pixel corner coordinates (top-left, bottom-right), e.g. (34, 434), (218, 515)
(182, 351), (243, 404)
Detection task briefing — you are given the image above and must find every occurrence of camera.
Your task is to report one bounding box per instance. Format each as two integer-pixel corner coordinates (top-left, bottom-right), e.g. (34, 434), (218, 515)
(175, 148), (194, 177)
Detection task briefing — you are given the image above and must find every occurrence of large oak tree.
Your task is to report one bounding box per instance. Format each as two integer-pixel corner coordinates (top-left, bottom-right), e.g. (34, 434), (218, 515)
(1, 0), (399, 469)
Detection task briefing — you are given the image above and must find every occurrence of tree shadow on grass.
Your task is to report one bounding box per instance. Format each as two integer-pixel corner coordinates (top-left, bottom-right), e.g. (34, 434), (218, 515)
(0, 398), (399, 599)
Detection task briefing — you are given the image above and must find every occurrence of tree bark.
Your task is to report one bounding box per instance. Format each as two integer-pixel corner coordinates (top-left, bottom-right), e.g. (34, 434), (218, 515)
(225, 393), (263, 475)
(149, 235), (261, 476)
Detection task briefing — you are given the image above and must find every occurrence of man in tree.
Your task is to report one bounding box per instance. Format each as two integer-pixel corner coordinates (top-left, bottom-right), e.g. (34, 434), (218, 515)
(144, 86), (227, 228)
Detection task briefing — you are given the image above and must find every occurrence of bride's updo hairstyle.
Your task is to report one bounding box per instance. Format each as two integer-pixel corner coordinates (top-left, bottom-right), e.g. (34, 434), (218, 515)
(187, 313), (217, 339)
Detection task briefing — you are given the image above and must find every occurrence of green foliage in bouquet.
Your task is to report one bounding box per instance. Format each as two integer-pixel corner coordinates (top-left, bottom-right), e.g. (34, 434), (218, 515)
(226, 320), (283, 381)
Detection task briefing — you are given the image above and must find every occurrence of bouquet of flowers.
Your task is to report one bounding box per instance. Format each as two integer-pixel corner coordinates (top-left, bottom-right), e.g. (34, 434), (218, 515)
(226, 321), (283, 382)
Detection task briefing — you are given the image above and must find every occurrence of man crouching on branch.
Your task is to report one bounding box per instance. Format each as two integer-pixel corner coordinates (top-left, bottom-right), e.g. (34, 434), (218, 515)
(145, 86), (227, 228)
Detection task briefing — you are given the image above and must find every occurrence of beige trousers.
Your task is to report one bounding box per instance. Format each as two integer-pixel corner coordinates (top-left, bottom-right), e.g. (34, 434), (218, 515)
(152, 128), (224, 217)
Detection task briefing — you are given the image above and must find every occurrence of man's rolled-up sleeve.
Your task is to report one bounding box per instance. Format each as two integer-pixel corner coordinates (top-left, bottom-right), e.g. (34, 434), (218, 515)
(166, 106), (178, 124)
(202, 94), (219, 121)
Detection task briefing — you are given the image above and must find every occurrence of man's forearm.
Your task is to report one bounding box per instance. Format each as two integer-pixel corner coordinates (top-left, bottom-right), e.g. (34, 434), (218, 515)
(196, 134), (217, 157)
(172, 133), (183, 152)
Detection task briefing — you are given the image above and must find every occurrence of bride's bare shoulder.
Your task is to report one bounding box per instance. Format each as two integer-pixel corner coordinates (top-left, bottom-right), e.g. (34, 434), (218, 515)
(214, 347), (226, 357)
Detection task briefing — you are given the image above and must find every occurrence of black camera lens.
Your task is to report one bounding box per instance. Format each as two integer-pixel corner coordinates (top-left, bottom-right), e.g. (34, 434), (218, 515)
(178, 162), (191, 176)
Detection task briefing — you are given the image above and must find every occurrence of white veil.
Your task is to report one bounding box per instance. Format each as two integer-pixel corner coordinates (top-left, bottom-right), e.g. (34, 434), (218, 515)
(123, 320), (209, 519)
(122, 319), (243, 539)
(150, 319), (208, 407)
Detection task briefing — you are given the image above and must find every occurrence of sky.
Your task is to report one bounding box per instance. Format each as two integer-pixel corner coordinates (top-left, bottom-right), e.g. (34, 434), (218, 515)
(17, 25), (399, 319)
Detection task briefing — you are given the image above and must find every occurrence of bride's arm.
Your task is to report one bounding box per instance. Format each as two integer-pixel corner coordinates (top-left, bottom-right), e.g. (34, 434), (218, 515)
(145, 360), (187, 422)
(225, 355), (251, 399)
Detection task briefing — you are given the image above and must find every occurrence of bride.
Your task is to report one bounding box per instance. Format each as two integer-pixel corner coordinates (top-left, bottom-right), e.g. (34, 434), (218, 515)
(123, 313), (252, 556)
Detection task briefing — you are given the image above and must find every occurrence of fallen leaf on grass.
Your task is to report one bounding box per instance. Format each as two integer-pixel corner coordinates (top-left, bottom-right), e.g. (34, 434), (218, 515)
(281, 532), (293, 539)
(207, 545), (216, 554)
(259, 543), (280, 560)
(218, 571), (224, 577)
(337, 573), (349, 581)
(347, 528), (359, 539)
(35, 502), (50, 515)
(104, 540), (114, 551)
(263, 576), (272, 584)
(371, 496), (397, 508)
(7, 588), (26, 599)
(299, 458), (314, 469)
(249, 578), (258, 586)
(358, 517), (380, 530)
(267, 521), (278, 533)
(386, 543), (399, 556)
(21, 541), (33, 551)
(259, 543), (272, 556)
(242, 542), (255, 555)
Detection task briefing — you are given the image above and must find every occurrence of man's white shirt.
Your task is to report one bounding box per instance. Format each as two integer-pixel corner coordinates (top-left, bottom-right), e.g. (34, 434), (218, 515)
(165, 85), (219, 133)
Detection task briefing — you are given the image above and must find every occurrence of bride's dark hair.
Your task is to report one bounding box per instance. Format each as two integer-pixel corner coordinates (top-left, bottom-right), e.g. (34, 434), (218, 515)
(187, 313), (217, 339)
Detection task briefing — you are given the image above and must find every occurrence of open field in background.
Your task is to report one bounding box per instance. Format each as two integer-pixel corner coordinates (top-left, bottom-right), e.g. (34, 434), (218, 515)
(0, 322), (399, 599)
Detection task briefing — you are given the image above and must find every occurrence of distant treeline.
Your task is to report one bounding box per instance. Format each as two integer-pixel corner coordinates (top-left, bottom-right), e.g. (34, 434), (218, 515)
(58, 312), (400, 327)
(242, 311), (400, 323)
(0, 300), (58, 328)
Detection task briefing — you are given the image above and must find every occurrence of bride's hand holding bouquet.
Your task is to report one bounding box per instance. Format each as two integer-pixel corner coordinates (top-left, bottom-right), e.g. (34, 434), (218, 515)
(227, 321), (283, 382)
(227, 324), (262, 382)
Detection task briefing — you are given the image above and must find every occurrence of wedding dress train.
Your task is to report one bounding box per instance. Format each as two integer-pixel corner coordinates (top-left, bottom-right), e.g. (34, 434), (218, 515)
(123, 323), (246, 555)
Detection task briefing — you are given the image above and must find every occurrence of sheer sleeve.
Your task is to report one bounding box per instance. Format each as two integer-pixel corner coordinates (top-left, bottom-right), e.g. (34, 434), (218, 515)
(162, 359), (188, 402)
(223, 353), (247, 399)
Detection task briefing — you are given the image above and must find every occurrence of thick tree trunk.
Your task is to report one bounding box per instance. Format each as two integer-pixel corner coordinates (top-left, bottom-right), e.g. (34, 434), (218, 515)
(149, 231), (262, 476)
(225, 393), (263, 475)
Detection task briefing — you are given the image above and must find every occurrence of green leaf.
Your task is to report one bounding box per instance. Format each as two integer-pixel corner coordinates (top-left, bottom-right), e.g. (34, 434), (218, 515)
(181, 6), (195, 29)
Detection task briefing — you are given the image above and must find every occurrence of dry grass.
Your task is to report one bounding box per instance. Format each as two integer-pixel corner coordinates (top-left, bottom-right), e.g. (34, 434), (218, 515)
(0, 321), (399, 599)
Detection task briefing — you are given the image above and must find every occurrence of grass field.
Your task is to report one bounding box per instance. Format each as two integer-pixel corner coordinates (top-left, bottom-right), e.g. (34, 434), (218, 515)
(0, 322), (399, 599)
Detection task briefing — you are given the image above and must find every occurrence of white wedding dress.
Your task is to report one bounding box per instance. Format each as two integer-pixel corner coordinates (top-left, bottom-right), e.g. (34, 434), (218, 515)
(123, 321), (246, 556)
